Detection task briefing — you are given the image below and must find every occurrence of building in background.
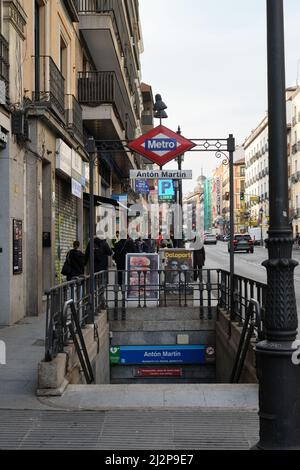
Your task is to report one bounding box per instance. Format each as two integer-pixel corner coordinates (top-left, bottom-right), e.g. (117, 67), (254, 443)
(244, 88), (294, 239)
(0, 0), (146, 325)
(211, 164), (224, 235)
(289, 86), (300, 236)
(183, 176), (206, 238)
(204, 178), (212, 232)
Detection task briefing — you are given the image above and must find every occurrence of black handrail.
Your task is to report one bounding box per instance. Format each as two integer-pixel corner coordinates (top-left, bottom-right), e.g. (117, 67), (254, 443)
(64, 299), (94, 384)
(230, 299), (263, 383)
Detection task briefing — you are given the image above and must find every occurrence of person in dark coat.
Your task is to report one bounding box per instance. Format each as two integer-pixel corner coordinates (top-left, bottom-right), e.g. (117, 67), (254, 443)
(190, 232), (206, 281)
(66, 241), (85, 281)
(114, 236), (137, 285)
(84, 236), (112, 273)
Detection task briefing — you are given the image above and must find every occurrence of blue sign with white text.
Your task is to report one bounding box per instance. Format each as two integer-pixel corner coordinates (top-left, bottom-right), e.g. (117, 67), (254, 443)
(145, 138), (177, 152)
(135, 179), (150, 194)
(117, 345), (206, 365)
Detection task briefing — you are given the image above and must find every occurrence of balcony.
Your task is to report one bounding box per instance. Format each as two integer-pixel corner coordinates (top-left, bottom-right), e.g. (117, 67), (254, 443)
(32, 56), (65, 122)
(66, 95), (83, 142)
(292, 144), (298, 155)
(0, 34), (9, 104)
(75, 0), (140, 116)
(78, 70), (135, 139)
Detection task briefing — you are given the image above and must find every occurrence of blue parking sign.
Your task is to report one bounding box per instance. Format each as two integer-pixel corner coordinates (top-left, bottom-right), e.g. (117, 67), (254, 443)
(158, 179), (175, 201)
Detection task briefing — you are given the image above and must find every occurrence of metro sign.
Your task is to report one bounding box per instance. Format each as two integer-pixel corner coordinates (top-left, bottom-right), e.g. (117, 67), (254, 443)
(127, 125), (196, 166)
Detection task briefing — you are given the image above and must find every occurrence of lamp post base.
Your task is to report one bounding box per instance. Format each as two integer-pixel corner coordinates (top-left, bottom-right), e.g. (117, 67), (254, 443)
(253, 340), (300, 450)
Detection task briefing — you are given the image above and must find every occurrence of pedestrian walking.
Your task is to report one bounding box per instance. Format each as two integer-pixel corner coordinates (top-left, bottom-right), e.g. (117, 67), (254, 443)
(189, 232), (205, 281)
(112, 231), (120, 253)
(156, 232), (164, 252)
(84, 236), (112, 273)
(62, 241), (85, 282)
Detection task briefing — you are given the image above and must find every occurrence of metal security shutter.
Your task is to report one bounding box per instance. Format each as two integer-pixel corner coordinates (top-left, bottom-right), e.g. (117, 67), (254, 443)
(55, 176), (78, 283)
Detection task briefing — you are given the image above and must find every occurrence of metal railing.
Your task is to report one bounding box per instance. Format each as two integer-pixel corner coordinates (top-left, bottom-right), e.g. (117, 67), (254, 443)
(64, 299), (95, 384)
(45, 268), (267, 363)
(66, 94), (83, 141)
(230, 299), (263, 383)
(32, 56), (65, 121)
(78, 70), (135, 139)
(45, 271), (106, 361)
(219, 270), (266, 333)
(0, 34), (9, 102)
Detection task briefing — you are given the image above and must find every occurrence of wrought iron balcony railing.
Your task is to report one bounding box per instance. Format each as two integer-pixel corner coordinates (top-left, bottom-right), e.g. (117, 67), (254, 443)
(66, 94), (83, 141)
(32, 56), (65, 122)
(78, 70), (135, 139)
(76, 0), (141, 111)
(0, 34), (9, 103)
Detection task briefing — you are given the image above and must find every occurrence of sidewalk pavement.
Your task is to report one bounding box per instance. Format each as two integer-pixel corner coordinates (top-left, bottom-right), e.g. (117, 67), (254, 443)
(0, 312), (260, 449)
(0, 313), (53, 410)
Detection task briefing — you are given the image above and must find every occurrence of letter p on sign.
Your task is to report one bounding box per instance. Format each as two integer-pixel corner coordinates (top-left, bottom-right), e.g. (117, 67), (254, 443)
(0, 340), (6, 365)
(162, 181), (171, 193)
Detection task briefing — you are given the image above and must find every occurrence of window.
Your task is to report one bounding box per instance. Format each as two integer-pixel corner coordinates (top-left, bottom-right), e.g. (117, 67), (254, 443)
(60, 36), (68, 80)
(296, 161), (298, 173)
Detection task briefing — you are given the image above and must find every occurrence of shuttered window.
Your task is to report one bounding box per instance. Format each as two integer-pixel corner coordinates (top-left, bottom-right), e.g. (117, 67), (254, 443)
(55, 176), (78, 283)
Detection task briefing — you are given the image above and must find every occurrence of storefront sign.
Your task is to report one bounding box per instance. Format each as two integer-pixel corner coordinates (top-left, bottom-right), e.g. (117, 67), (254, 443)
(135, 368), (183, 377)
(126, 253), (159, 301)
(56, 139), (72, 176)
(13, 219), (23, 275)
(71, 178), (82, 199)
(110, 345), (206, 365)
(130, 170), (193, 180)
(71, 150), (83, 183)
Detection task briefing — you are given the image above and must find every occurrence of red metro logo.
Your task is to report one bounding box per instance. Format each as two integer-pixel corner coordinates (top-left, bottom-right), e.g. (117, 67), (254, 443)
(127, 125), (196, 166)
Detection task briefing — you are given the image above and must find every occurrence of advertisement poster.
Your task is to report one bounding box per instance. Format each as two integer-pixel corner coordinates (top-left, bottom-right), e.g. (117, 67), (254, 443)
(109, 345), (207, 365)
(13, 219), (23, 275)
(126, 253), (159, 301)
(164, 249), (194, 289)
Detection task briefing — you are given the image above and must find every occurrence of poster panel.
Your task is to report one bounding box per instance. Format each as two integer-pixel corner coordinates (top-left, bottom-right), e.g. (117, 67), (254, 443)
(126, 253), (159, 301)
(164, 249), (194, 290)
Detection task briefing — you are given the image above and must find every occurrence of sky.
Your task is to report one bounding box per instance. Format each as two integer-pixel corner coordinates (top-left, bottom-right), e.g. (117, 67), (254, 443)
(139, 0), (300, 194)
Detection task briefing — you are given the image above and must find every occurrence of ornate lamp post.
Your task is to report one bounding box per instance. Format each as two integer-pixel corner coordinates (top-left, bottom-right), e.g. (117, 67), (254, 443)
(254, 0), (300, 449)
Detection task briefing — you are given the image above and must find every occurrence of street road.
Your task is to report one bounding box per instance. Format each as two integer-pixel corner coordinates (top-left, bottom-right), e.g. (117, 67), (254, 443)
(205, 241), (300, 317)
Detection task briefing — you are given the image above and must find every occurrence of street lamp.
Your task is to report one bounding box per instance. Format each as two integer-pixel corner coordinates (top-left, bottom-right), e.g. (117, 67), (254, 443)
(153, 94), (168, 126)
(254, 0), (300, 450)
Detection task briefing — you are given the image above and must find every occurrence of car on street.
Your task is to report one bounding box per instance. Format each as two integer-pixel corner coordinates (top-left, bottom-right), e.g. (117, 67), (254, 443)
(204, 233), (217, 245)
(228, 234), (254, 253)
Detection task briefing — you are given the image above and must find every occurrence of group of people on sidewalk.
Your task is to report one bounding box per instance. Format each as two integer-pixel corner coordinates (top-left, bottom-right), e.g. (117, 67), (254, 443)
(62, 231), (206, 284)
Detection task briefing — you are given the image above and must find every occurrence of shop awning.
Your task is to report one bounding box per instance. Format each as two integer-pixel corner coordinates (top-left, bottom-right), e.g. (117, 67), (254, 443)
(83, 192), (120, 208)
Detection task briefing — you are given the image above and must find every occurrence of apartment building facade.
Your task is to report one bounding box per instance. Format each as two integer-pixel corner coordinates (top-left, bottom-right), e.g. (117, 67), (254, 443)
(0, 0), (145, 325)
(290, 87), (300, 236)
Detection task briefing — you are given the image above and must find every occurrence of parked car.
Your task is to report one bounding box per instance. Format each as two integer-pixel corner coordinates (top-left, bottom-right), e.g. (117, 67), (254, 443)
(204, 233), (217, 245)
(228, 234), (254, 253)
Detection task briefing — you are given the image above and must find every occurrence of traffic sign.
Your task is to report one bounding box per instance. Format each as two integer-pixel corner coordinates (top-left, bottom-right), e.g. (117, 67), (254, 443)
(158, 179), (175, 202)
(127, 125), (196, 166)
